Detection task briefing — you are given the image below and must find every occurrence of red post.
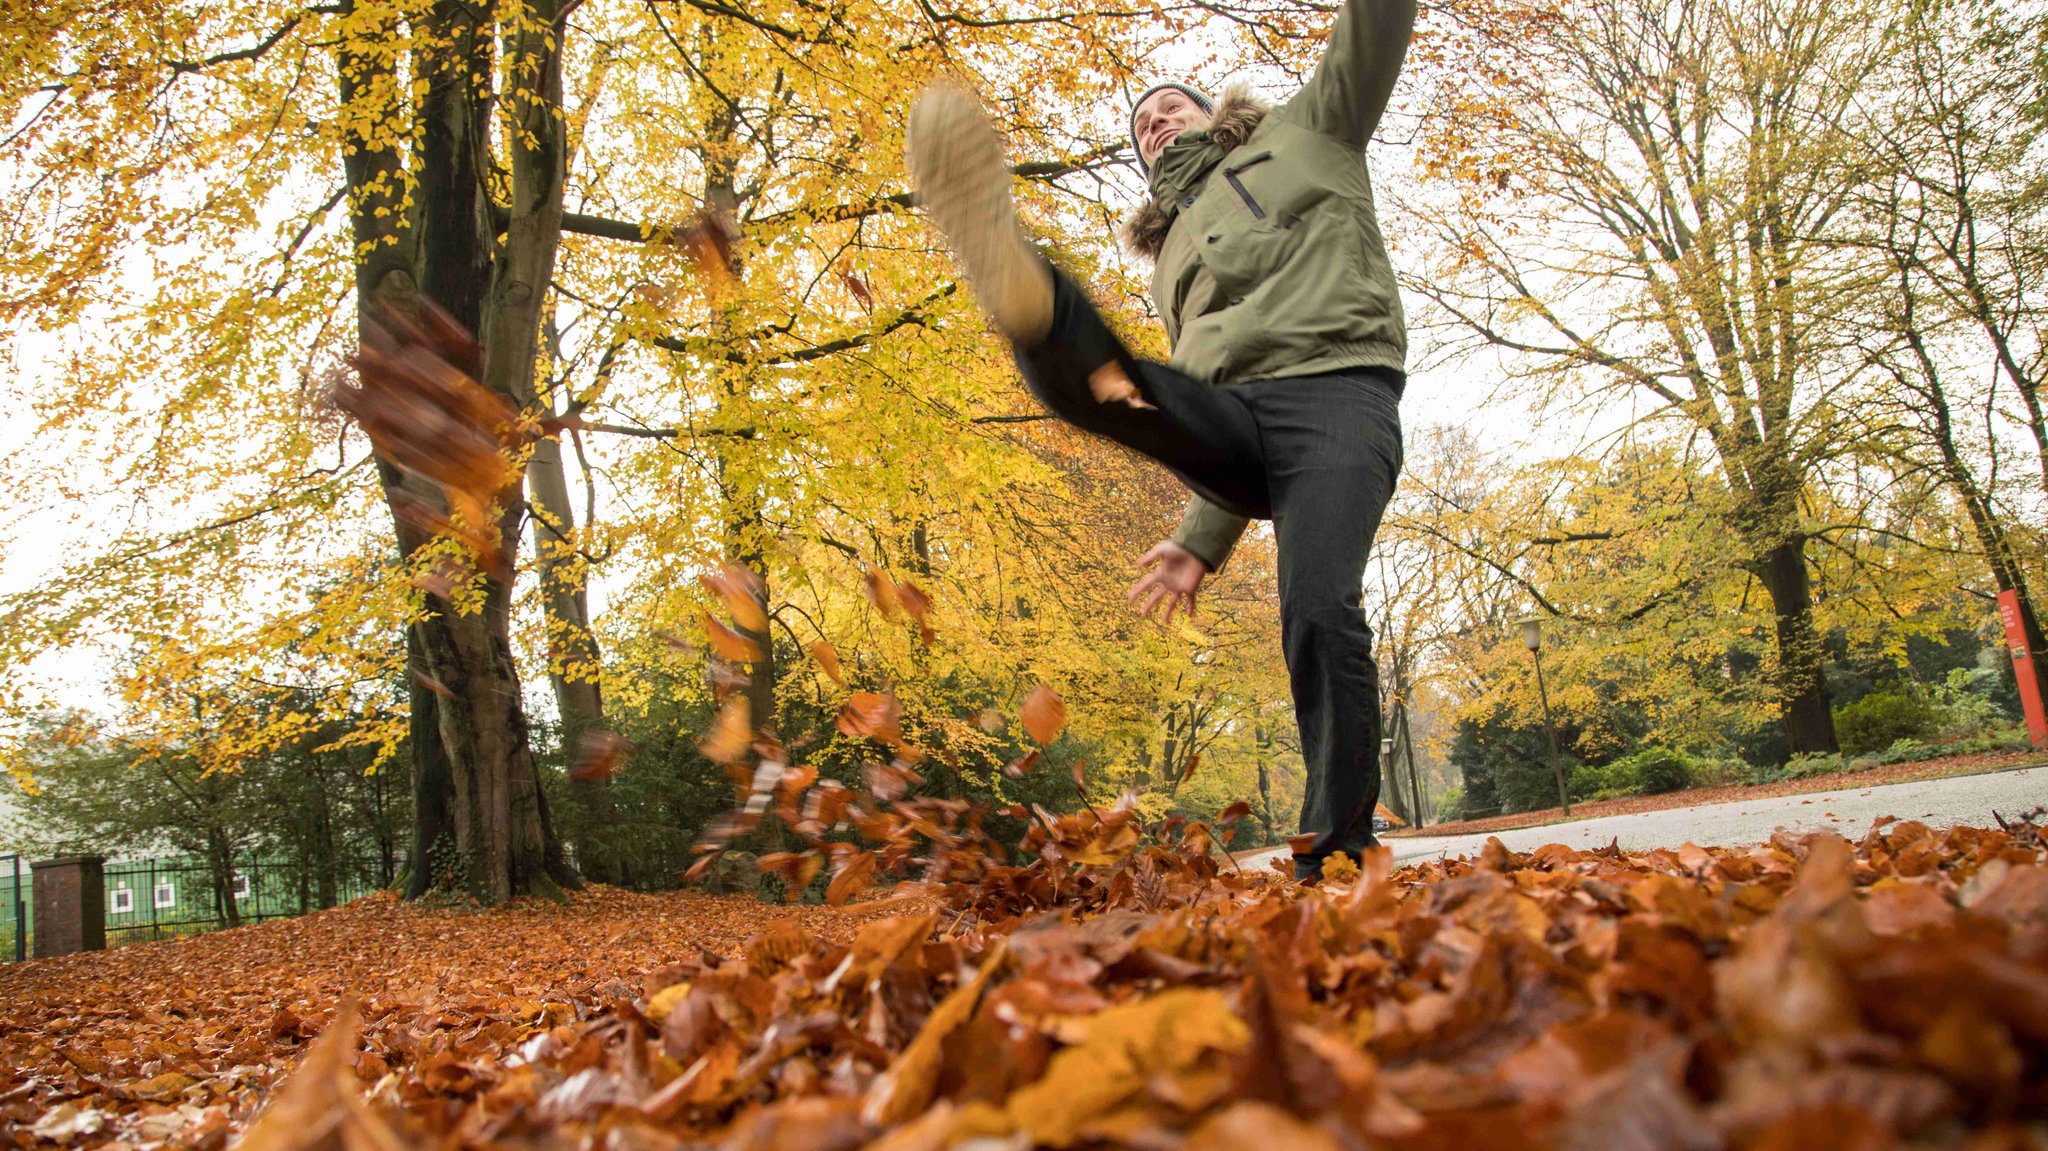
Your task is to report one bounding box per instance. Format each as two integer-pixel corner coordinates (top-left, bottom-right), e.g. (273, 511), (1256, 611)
(1997, 590), (2048, 748)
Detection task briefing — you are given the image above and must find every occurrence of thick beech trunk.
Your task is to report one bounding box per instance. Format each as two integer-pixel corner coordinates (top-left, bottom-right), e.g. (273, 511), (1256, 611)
(339, 0), (578, 904)
(1756, 537), (1838, 754)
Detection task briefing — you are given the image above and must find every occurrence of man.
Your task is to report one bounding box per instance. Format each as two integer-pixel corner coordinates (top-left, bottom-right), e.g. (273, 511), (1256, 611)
(906, 0), (1414, 880)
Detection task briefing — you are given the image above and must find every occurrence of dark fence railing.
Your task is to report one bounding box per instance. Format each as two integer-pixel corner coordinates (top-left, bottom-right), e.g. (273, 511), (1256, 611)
(0, 854), (398, 958)
(1, 855), (25, 962)
(101, 856), (394, 944)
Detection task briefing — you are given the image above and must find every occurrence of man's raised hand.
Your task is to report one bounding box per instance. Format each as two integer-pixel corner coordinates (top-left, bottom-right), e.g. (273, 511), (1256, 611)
(1129, 539), (1209, 626)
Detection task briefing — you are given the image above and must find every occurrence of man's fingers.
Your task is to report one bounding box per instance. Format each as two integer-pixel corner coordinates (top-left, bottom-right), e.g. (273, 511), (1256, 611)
(1141, 584), (1173, 621)
(1127, 570), (1160, 604)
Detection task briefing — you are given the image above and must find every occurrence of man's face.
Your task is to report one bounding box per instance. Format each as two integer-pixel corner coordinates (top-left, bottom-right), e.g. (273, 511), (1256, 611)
(1134, 88), (1213, 168)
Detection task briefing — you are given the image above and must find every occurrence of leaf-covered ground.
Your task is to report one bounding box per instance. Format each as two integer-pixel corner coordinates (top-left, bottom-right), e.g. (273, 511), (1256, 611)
(1399, 752), (2046, 839)
(0, 889), (929, 1149)
(7, 816), (2048, 1151)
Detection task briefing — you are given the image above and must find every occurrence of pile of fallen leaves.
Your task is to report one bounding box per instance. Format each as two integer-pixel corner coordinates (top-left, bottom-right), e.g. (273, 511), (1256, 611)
(12, 817), (2047, 1151)
(0, 889), (925, 1151)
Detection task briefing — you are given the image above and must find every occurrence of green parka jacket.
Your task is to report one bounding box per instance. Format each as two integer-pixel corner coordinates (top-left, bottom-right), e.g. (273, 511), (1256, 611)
(1123, 0), (1414, 571)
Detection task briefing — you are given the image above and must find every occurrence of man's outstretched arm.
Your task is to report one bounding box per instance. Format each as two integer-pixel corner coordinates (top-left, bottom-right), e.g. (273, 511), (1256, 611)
(1128, 498), (1248, 623)
(1172, 496), (1250, 574)
(1286, 0), (1418, 148)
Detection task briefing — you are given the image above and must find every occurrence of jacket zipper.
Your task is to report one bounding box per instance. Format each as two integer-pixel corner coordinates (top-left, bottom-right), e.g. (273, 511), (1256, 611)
(1221, 151), (1273, 220)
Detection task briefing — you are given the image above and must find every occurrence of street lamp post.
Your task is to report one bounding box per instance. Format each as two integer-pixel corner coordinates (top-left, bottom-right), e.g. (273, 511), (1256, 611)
(1521, 619), (1572, 816)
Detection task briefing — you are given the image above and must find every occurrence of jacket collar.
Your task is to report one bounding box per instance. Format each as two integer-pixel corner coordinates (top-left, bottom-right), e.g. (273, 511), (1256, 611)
(1122, 86), (1269, 261)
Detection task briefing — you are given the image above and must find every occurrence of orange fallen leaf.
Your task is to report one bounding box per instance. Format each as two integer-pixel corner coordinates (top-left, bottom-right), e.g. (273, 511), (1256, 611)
(809, 641), (846, 686)
(699, 696), (752, 765)
(701, 610), (763, 662)
(1020, 684), (1066, 746)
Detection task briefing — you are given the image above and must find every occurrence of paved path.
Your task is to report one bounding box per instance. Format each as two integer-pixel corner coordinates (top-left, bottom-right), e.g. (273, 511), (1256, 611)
(1244, 765), (2046, 871)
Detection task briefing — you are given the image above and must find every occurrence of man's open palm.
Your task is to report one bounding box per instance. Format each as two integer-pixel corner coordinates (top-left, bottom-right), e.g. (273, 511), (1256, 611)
(1130, 540), (1208, 625)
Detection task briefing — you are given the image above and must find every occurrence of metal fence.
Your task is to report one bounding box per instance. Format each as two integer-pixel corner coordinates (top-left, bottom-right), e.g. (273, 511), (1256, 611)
(1, 855), (25, 962)
(0, 854), (394, 958)
(102, 856), (392, 944)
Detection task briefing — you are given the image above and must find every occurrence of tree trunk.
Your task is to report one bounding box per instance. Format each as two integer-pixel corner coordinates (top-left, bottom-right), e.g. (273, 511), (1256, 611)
(1942, 441), (2048, 675)
(338, 0), (577, 904)
(1398, 698), (1424, 828)
(1898, 293), (2048, 674)
(405, 625), (457, 898)
(700, 101), (778, 743)
(313, 761), (338, 908)
(528, 421), (626, 883)
(207, 831), (240, 929)
(1756, 537), (1839, 753)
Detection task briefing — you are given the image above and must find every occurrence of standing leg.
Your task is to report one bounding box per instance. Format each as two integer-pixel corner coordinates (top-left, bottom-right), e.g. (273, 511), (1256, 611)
(1254, 371), (1404, 881)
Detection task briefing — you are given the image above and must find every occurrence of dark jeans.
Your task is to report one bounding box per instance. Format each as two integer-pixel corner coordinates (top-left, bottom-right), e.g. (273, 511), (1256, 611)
(1015, 270), (1404, 880)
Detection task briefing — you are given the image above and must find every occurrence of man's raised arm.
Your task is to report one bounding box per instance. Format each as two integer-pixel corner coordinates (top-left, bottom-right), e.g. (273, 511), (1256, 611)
(1285, 0), (1418, 148)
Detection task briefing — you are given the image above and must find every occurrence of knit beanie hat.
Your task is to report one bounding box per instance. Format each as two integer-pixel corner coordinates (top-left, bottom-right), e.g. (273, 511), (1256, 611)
(1130, 82), (1216, 175)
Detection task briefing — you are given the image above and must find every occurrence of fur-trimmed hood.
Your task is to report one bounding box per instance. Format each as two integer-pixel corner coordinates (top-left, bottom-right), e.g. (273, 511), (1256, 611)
(1121, 86), (1271, 261)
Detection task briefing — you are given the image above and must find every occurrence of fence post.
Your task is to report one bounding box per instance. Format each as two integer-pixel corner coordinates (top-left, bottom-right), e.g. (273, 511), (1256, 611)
(12, 856), (24, 962)
(30, 856), (105, 957)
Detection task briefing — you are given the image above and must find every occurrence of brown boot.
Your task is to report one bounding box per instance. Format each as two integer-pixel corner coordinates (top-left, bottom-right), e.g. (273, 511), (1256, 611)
(906, 83), (1053, 345)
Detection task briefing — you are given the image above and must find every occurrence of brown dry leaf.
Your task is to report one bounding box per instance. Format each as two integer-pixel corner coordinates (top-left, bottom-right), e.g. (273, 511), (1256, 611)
(838, 691), (905, 747)
(808, 641), (846, 686)
(701, 610), (764, 662)
(569, 729), (631, 783)
(1285, 832), (1318, 854)
(863, 566), (902, 619)
(699, 696), (752, 765)
(864, 942), (1008, 1126)
(231, 1002), (415, 1151)
(1020, 683), (1066, 745)
(1183, 1102), (1344, 1151)
(896, 579), (936, 644)
(410, 669), (455, 700)
(1005, 987), (1249, 1146)
(1003, 748), (1042, 778)
(676, 209), (737, 292)
(1179, 752), (1201, 783)
(698, 563), (768, 634)
(835, 262), (875, 310)
(826, 851), (879, 907)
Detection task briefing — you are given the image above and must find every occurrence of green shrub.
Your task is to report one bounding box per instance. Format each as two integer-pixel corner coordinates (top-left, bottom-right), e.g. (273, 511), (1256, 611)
(1686, 757), (1750, 788)
(1949, 723), (2033, 754)
(1434, 786), (1464, 821)
(1871, 738), (1934, 765)
(1934, 666), (2016, 734)
(1569, 761), (1635, 802)
(1745, 751), (1848, 786)
(1629, 747), (1694, 794)
(1833, 687), (1947, 756)
(1784, 751), (1848, 780)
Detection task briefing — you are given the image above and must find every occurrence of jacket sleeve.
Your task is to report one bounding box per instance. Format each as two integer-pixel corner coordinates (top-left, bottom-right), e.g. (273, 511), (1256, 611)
(1283, 0), (1417, 149)
(1171, 495), (1251, 573)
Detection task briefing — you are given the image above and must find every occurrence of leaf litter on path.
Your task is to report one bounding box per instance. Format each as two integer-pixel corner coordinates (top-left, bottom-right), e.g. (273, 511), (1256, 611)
(6, 817), (2048, 1150)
